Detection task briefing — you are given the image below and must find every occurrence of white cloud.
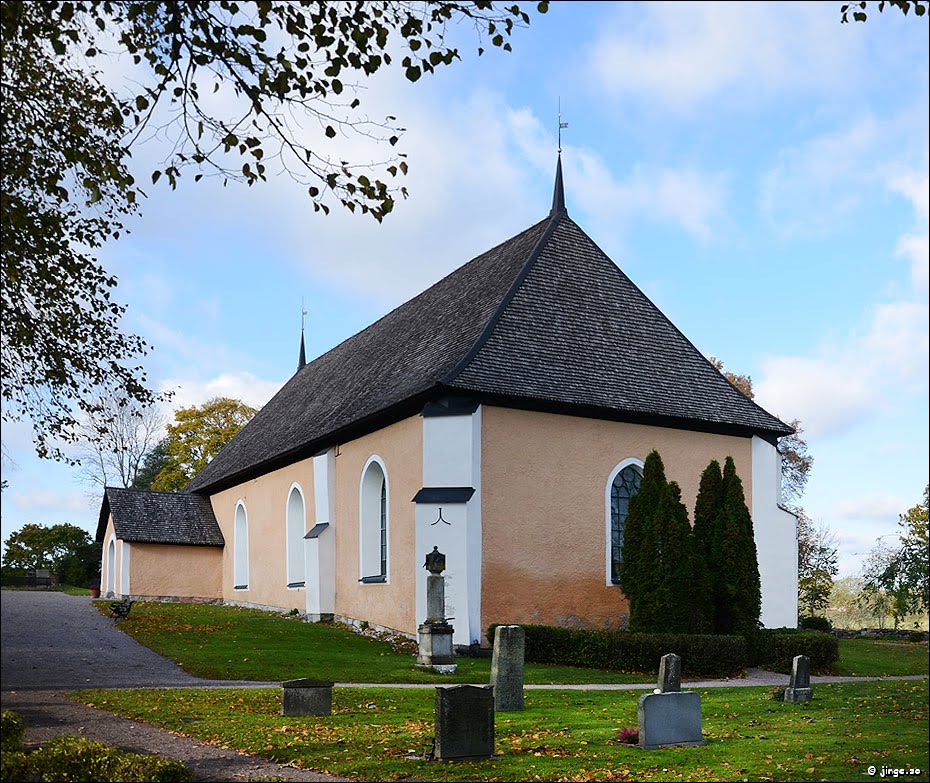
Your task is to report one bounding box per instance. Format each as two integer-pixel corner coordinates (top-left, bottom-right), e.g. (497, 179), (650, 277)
(587, 2), (864, 110)
(11, 490), (91, 515)
(755, 167), (930, 437)
(759, 117), (882, 236)
(507, 108), (728, 243)
(755, 299), (928, 438)
(890, 173), (930, 289)
(834, 495), (908, 523)
(159, 372), (283, 412)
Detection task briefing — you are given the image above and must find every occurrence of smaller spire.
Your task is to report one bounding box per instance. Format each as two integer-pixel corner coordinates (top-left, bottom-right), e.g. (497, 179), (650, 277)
(550, 100), (568, 217)
(550, 153), (566, 217)
(296, 300), (308, 372)
(297, 330), (306, 372)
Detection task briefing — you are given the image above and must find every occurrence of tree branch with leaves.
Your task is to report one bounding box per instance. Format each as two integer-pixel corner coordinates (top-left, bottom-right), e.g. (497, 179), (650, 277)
(1, 0), (547, 462)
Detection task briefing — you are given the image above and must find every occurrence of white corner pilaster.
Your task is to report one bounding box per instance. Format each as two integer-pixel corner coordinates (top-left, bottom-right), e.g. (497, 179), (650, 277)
(305, 448), (336, 620)
(119, 541), (130, 596)
(416, 403), (482, 647)
(752, 435), (799, 628)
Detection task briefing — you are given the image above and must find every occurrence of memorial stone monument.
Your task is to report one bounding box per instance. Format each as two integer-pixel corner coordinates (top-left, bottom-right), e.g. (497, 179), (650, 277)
(281, 678), (333, 717)
(434, 685), (495, 761)
(490, 625), (525, 711)
(416, 547), (457, 673)
(637, 653), (705, 749)
(783, 655), (813, 703)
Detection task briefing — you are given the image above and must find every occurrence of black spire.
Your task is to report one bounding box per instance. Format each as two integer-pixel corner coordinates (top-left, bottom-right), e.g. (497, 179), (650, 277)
(297, 329), (306, 372)
(550, 153), (566, 217)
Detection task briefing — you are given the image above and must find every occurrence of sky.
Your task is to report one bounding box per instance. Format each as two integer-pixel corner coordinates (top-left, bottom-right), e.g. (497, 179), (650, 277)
(2, 1), (928, 579)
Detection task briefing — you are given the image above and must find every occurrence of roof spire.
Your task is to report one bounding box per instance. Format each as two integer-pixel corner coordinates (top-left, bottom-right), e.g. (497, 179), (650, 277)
(551, 99), (568, 217)
(297, 300), (307, 372)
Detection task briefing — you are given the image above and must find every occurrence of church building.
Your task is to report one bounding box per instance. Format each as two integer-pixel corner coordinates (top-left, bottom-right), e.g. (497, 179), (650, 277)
(97, 158), (799, 645)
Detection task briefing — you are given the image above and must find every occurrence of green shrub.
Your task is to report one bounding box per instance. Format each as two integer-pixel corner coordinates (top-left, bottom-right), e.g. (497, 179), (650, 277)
(799, 615), (833, 633)
(745, 628), (839, 673)
(907, 630), (925, 643)
(487, 623), (746, 677)
(1, 709), (25, 752)
(0, 736), (194, 782)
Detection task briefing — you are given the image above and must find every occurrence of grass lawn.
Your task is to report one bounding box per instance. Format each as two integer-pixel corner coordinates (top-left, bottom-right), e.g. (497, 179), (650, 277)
(73, 681), (930, 782)
(94, 601), (651, 685)
(832, 640), (929, 677)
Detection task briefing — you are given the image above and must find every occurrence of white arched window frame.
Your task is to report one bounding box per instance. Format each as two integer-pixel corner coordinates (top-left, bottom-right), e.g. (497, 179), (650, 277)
(605, 457), (645, 586)
(234, 500), (250, 590)
(359, 455), (389, 583)
(286, 483), (307, 588)
(106, 536), (116, 594)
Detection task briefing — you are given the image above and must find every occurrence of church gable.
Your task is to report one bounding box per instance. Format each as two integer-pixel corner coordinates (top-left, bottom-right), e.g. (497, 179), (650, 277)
(449, 216), (788, 436)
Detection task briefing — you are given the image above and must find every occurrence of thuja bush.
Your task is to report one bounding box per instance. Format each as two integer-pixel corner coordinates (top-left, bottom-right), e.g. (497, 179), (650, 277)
(0, 734), (194, 783)
(745, 628), (839, 673)
(488, 623), (747, 677)
(799, 615), (833, 633)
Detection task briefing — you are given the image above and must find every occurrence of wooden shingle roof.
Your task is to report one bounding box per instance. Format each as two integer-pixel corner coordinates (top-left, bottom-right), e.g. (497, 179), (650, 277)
(96, 487), (224, 545)
(185, 193), (791, 496)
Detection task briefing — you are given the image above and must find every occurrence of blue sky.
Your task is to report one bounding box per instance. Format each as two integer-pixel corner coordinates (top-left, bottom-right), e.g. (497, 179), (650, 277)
(2, 1), (927, 578)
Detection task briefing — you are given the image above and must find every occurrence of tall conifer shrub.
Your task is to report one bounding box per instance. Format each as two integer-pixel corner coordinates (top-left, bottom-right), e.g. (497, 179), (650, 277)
(692, 460), (723, 632)
(619, 450), (666, 626)
(712, 457), (762, 634)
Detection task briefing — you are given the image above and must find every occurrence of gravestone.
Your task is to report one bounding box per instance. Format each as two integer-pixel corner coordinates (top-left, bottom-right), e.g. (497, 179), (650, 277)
(638, 653), (705, 749)
(434, 685), (494, 760)
(490, 625), (524, 711)
(783, 655), (813, 703)
(417, 547), (457, 673)
(281, 678), (333, 716)
(658, 651), (682, 692)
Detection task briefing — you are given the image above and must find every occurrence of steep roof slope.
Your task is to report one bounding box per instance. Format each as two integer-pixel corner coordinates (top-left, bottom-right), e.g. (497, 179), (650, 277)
(186, 196), (790, 495)
(185, 218), (552, 492)
(448, 216), (785, 433)
(96, 487), (224, 545)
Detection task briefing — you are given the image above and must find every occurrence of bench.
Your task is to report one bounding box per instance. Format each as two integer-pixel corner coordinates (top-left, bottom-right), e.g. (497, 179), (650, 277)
(109, 598), (134, 620)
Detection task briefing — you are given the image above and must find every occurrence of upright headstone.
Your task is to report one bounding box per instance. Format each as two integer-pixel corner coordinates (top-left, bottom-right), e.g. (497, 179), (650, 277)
(638, 653), (705, 749)
(657, 652), (681, 693)
(490, 625), (525, 711)
(417, 547), (457, 673)
(281, 678), (333, 716)
(783, 655), (813, 703)
(434, 685), (494, 761)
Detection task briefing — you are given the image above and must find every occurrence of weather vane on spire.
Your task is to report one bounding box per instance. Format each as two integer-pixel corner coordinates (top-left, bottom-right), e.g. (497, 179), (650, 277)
(557, 97), (568, 153)
(297, 298), (308, 372)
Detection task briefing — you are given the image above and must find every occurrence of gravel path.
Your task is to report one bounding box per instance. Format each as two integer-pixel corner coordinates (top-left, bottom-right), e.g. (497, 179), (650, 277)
(1, 591), (342, 782)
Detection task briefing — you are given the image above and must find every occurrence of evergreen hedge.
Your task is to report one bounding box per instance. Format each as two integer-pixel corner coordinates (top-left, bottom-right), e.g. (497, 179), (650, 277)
(487, 623), (747, 678)
(745, 628), (839, 673)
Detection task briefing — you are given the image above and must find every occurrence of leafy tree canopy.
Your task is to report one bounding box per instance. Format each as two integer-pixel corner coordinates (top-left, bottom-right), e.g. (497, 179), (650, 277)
(1, 0), (547, 462)
(798, 518), (839, 618)
(2, 522), (93, 574)
(862, 486), (930, 623)
(132, 437), (170, 490)
(151, 397), (257, 491)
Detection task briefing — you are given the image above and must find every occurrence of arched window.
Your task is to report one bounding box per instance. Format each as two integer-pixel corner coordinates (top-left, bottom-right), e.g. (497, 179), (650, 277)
(286, 484), (306, 588)
(106, 537), (116, 594)
(607, 460), (643, 585)
(359, 457), (389, 582)
(234, 501), (249, 589)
